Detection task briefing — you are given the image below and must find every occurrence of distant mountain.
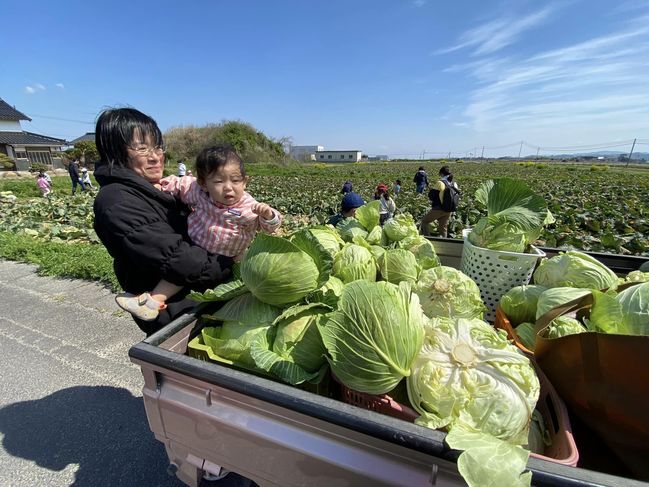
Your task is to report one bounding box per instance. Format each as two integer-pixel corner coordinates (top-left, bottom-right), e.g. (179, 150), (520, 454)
(541, 151), (649, 159)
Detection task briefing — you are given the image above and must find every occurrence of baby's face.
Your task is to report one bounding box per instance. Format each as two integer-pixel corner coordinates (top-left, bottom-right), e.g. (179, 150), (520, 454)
(200, 162), (249, 206)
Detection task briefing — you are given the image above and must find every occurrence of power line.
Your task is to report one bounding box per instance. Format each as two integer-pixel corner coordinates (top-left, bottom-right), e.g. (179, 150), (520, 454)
(28, 114), (94, 125)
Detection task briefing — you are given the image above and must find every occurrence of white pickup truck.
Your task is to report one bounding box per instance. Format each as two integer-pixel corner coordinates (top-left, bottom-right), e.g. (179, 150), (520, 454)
(128, 238), (648, 487)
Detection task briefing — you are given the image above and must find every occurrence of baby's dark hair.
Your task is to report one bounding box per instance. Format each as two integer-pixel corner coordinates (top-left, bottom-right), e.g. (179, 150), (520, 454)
(439, 165), (453, 182)
(396, 179), (401, 185)
(195, 146), (245, 182)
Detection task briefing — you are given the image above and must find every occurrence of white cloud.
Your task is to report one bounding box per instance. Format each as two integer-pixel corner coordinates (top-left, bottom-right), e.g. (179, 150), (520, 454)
(436, 6), (556, 56)
(56, 83), (65, 89)
(452, 19), (649, 140)
(413, 0), (426, 7)
(24, 83), (46, 94)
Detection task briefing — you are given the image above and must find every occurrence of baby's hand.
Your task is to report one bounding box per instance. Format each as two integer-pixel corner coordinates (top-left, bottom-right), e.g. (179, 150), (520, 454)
(251, 203), (274, 220)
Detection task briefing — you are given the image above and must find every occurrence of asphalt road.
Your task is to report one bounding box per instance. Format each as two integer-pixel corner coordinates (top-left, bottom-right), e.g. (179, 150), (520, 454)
(0, 260), (185, 487)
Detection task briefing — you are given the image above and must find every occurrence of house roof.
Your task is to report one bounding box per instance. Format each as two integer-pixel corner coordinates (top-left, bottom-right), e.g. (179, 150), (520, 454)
(0, 98), (31, 121)
(0, 131), (67, 146)
(70, 132), (95, 145)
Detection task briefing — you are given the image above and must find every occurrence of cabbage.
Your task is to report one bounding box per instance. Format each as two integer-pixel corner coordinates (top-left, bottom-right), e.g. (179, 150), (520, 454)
(332, 243), (377, 284)
(241, 232), (332, 306)
(514, 322), (536, 351)
(355, 200), (380, 231)
(398, 235), (441, 270)
(407, 317), (539, 444)
(200, 293), (281, 367)
(588, 283), (649, 335)
(307, 225), (344, 257)
(526, 410), (551, 454)
(533, 251), (618, 290)
(414, 266), (485, 319)
(251, 303), (330, 384)
(318, 280), (425, 394)
(366, 225), (383, 245)
(468, 178), (549, 253)
(378, 248), (420, 284)
(306, 275), (345, 307)
(640, 261), (649, 272)
(499, 285), (547, 325)
(535, 287), (592, 320)
(336, 217), (368, 242)
(625, 270), (649, 283)
(383, 213), (418, 242)
(546, 316), (586, 339)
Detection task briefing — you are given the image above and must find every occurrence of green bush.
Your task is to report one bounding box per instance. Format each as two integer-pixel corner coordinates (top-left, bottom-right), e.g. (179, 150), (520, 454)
(590, 164), (610, 172)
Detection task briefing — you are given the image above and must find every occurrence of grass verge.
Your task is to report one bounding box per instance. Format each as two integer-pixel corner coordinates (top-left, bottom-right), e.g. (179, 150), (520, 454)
(0, 232), (120, 291)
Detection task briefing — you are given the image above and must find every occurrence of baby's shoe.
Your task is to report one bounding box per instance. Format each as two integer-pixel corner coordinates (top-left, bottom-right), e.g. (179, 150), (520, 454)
(115, 292), (166, 321)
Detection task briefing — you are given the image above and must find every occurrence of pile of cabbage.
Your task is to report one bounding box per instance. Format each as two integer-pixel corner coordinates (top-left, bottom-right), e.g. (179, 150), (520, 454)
(190, 200), (544, 486)
(499, 251), (649, 351)
(467, 178), (554, 254)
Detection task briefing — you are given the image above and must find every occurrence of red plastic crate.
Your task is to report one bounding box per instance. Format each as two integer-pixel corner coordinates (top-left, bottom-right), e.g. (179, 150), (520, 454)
(338, 382), (419, 422)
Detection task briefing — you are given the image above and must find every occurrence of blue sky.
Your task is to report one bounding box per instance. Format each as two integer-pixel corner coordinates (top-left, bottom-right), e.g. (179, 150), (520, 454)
(2, 0), (649, 157)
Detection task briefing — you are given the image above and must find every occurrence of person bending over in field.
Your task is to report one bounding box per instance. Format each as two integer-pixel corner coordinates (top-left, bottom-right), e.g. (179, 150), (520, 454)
(374, 183), (396, 225)
(328, 192), (365, 227)
(116, 145), (282, 321)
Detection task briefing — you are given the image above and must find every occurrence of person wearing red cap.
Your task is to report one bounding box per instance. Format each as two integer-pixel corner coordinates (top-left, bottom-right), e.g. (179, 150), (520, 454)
(374, 184), (396, 225)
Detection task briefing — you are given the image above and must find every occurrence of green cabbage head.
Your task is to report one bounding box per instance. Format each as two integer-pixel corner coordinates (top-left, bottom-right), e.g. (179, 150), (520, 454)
(398, 235), (441, 270)
(241, 232), (332, 306)
(407, 317), (540, 445)
(499, 285), (547, 326)
(318, 280), (425, 394)
(332, 243), (377, 284)
(251, 303), (330, 384)
(533, 251), (618, 290)
(414, 266), (485, 319)
(383, 213), (418, 242)
(337, 218), (368, 242)
(545, 316), (586, 339)
(514, 322), (536, 351)
(308, 225), (344, 257)
(378, 248), (420, 284)
(588, 283), (649, 335)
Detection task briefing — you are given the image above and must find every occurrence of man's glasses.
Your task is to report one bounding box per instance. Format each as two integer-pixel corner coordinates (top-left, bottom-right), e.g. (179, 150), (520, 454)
(129, 145), (165, 157)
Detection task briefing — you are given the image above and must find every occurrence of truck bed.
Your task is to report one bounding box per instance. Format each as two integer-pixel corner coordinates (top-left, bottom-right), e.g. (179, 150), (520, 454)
(129, 238), (649, 487)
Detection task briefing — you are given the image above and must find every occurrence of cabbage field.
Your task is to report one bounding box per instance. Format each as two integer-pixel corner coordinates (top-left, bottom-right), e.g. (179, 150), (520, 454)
(1, 161), (648, 256)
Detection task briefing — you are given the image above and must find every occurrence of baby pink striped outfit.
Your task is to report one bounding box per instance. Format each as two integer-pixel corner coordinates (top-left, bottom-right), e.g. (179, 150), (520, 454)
(160, 175), (281, 260)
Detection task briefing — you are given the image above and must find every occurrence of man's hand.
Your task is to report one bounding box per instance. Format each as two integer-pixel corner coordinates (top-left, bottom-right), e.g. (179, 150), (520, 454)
(251, 202), (274, 220)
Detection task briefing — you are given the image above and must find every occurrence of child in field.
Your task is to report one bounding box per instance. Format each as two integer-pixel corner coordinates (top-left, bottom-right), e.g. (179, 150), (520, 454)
(374, 183), (396, 225)
(115, 146), (282, 321)
(36, 171), (51, 197)
(80, 168), (95, 190)
(393, 179), (401, 197)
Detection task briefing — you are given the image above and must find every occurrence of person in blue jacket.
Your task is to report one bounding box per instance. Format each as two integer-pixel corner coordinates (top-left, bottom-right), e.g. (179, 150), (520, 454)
(68, 160), (86, 195)
(328, 192), (365, 227)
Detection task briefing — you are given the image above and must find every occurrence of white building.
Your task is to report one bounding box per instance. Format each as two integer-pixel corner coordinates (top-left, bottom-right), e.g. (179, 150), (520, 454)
(0, 98), (66, 170)
(290, 145), (324, 161)
(315, 150), (363, 163)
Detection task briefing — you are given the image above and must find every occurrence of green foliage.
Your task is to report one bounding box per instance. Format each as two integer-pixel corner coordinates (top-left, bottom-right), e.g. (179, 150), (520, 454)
(164, 120), (287, 165)
(0, 153), (16, 169)
(0, 231), (119, 291)
(590, 164), (610, 172)
(67, 140), (99, 164)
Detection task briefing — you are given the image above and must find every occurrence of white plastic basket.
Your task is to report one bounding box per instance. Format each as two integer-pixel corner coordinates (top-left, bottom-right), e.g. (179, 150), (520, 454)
(460, 229), (545, 321)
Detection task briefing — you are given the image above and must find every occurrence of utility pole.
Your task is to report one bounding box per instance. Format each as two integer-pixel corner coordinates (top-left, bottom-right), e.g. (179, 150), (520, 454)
(518, 141), (523, 159)
(536, 147), (540, 159)
(447, 151), (451, 159)
(626, 138), (636, 168)
(481, 146), (485, 160)
(422, 150), (426, 160)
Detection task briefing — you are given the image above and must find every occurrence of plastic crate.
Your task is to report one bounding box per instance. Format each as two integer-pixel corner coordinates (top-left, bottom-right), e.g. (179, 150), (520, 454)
(336, 380), (419, 423)
(460, 229), (545, 321)
(336, 368), (579, 467)
(494, 306), (535, 355)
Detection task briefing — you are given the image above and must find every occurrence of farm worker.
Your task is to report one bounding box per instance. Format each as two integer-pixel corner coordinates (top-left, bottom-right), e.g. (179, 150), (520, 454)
(68, 159), (86, 195)
(328, 192), (365, 227)
(177, 160), (187, 177)
(115, 145), (282, 322)
(393, 179), (402, 197)
(341, 180), (353, 194)
(36, 171), (51, 197)
(413, 166), (429, 194)
(93, 108), (233, 336)
(374, 183), (396, 225)
(80, 167), (95, 190)
(420, 165), (460, 238)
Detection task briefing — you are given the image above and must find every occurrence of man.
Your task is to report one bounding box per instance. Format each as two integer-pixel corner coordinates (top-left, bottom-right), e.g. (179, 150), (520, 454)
(177, 160), (187, 177)
(413, 166), (429, 194)
(327, 192), (365, 227)
(68, 160), (86, 195)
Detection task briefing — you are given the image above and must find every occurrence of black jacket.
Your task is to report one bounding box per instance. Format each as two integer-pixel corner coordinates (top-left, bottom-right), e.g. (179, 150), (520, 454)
(93, 163), (232, 335)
